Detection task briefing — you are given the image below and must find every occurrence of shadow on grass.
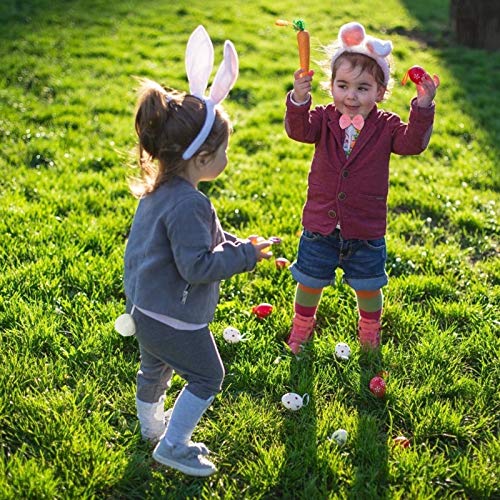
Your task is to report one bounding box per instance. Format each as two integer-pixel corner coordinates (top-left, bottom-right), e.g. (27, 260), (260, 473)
(112, 443), (157, 499)
(0, 0), (157, 36)
(113, 413), (211, 498)
(350, 348), (390, 499)
(395, 0), (500, 165)
(276, 344), (320, 498)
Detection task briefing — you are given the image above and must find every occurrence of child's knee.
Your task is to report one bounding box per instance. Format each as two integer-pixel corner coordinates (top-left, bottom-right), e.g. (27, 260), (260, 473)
(188, 363), (225, 400)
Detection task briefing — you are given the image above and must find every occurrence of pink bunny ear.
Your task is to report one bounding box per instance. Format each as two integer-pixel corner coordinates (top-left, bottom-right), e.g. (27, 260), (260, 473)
(209, 40), (239, 104)
(185, 25), (214, 98)
(331, 22), (393, 87)
(339, 22), (366, 47)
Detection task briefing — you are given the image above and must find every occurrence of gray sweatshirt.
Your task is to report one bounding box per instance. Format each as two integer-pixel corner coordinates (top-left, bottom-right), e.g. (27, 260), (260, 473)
(124, 176), (258, 324)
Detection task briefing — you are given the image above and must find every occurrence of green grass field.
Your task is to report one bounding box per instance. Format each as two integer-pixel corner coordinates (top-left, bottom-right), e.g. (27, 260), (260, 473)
(0, 0), (498, 498)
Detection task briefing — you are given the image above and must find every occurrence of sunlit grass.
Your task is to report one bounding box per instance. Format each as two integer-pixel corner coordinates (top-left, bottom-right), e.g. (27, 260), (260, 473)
(0, 0), (498, 498)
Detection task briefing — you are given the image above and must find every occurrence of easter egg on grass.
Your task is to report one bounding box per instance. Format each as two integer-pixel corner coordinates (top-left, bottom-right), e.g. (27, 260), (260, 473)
(369, 376), (386, 398)
(330, 429), (348, 446)
(281, 392), (309, 411)
(393, 436), (411, 448)
(252, 303), (273, 319)
(334, 342), (351, 360)
(223, 326), (245, 343)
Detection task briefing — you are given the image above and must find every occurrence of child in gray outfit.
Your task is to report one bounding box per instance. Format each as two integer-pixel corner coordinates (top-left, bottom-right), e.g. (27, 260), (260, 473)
(122, 26), (270, 477)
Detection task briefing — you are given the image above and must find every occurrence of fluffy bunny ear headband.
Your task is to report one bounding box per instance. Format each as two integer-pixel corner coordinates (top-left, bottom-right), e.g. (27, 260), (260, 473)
(331, 22), (392, 86)
(181, 25), (239, 160)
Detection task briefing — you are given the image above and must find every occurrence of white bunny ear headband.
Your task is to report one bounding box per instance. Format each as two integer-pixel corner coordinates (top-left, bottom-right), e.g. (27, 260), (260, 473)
(180, 25), (239, 160)
(331, 22), (393, 86)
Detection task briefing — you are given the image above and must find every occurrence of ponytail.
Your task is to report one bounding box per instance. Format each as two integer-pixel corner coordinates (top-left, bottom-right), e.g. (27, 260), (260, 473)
(130, 79), (230, 197)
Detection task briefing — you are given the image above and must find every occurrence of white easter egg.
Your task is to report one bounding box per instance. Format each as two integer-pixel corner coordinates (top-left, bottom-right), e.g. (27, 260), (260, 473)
(114, 314), (136, 337)
(223, 326), (242, 343)
(330, 428), (348, 446)
(281, 392), (304, 411)
(335, 342), (351, 360)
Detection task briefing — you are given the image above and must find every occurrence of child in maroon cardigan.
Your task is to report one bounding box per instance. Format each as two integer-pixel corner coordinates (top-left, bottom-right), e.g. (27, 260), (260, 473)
(284, 22), (439, 354)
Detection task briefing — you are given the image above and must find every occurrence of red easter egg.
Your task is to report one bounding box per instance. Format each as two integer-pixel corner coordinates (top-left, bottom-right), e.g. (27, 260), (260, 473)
(393, 436), (411, 448)
(408, 66), (426, 84)
(369, 376), (386, 398)
(252, 303), (273, 319)
(402, 65), (428, 86)
(275, 257), (290, 269)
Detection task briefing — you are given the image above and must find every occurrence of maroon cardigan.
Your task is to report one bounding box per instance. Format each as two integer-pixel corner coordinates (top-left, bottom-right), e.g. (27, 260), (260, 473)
(285, 94), (435, 239)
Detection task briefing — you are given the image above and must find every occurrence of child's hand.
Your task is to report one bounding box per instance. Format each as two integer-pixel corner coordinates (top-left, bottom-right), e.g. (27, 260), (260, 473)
(416, 71), (439, 108)
(254, 241), (273, 261)
(292, 69), (314, 104)
(248, 235), (273, 261)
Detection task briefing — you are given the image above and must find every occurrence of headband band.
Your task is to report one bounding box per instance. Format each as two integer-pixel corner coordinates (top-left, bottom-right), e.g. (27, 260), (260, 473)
(331, 22), (392, 86)
(182, 99), (215, 160)
(181, 26), (239, 160)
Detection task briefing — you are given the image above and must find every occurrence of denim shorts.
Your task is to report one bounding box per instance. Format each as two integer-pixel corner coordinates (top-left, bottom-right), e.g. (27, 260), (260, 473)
(290, 229), (388, 291)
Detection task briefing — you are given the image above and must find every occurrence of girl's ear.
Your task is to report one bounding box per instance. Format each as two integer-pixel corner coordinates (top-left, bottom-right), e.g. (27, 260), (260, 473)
(193, 150), (212, 168)
(376, 85), (386, 102)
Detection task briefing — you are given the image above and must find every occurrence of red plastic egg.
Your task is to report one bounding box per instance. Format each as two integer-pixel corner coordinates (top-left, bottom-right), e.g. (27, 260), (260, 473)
(252, 303), (273, 319)
(369, 376), (386, 398)
(393, 436), (410, 448)
(402, 65), (426, 85)
(275, 257), (290, 269)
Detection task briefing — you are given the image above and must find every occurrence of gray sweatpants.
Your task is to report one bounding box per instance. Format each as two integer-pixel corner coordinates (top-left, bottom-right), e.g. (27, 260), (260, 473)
(132, 308), (225, 403)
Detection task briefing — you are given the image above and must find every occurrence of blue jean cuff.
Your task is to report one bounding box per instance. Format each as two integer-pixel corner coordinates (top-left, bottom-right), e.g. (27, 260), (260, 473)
(344, 274), (388, 291)
(290, 264), (335, 289)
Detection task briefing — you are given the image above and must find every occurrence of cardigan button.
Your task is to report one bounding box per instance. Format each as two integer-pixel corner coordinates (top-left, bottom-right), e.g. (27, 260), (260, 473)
(327, 210), (337, 219)
(338, 192), (346, 200)
(342, 169), (349, 178)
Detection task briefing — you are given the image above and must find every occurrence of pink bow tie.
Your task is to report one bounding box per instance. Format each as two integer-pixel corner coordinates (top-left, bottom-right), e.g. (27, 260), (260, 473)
(339, 114), (365, 130)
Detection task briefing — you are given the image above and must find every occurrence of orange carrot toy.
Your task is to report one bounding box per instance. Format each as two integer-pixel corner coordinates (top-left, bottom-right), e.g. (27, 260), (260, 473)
(276, 19), (310, 76)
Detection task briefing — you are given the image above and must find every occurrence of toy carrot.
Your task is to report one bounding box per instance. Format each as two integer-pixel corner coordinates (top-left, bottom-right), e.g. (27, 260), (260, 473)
(276, 18), (310, 76)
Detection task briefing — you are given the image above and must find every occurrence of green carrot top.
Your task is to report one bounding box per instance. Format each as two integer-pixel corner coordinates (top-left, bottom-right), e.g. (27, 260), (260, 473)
(292, 19), (306, 31)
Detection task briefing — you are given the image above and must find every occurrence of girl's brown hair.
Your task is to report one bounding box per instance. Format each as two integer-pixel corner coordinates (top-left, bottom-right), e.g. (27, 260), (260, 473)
(331, 52), (387, 88)
(131, 79), (231, 197)
(320, 50), (393, 99)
